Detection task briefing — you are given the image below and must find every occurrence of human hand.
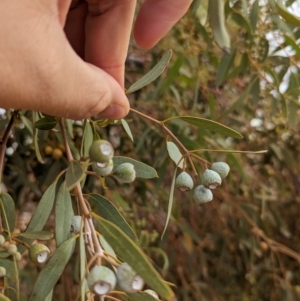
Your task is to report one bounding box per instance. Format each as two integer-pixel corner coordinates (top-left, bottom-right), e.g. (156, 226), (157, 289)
(0, 0), (192, 120)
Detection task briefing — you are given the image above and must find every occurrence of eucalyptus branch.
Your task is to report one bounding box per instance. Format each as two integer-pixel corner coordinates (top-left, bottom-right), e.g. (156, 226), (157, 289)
(58, 118), (104, 260)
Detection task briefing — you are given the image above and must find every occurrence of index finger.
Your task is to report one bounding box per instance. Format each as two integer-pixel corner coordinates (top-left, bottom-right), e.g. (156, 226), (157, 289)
(85, 0), (136, 87)
(134, 0), (192, 49)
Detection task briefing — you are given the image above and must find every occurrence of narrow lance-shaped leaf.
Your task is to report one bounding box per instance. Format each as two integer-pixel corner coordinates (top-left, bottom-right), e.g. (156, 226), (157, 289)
(81, 120), (93, 157)
(249, 0), (259, 31)
(55, 182), (74, 247)
(35, 117), (57, 131)
(13, 231), (53, 240)
(65, 160), (84, 190)
(0, 193), (15, 233)
(121, 119), (134, 142)
(215, 49), (236, 87)
(276, 0), (300, 26)
(166, 142), (184, 169)
(126, 50), (172, 94)
(28, 237), (76, 301)
(112, 157), (158, 179)
(0, 294), (12, 301)
(0, 259), (16, 282)
(162, 168), (177, 239)
(92, 214), (176, 301)
(79, 219), (86, 301)
(168, 117), (243, 139)
(33, 112), (44, 163)
(88, 194), (137, 240)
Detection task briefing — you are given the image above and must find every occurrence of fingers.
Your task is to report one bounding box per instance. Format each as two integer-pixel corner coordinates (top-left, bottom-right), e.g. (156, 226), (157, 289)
(84, 0), (136, 87)
(0, 0), (129, 120)
(134, 0), (192, 49)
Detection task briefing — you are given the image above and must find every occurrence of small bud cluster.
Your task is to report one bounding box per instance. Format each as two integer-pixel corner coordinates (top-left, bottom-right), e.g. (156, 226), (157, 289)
(86, 262), (158, 297)
(175, 162), (230, 204)
(89, 140), (137, 184)
(0, 235), (22, 261)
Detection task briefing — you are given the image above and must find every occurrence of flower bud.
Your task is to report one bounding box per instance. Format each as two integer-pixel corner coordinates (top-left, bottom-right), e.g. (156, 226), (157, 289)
(194, 185), (213, 204)
(175, 172), (194, 191)
(0, 235), (5, 247)
(87, 266), (116, 295)
(202, 169), (222, 189)
(211, 162), (230, 179)
(116, 262), (144, 293)
(70, 215), (82, 234)
(92, 159), (114, 177)
(144, 289), (159, 299)
(114, 163), (136, 184)
(0, 267), (6, 277)
(89, 140), (114, 163)
(6, 244), (17, 255)
(29, 244), (50, 264)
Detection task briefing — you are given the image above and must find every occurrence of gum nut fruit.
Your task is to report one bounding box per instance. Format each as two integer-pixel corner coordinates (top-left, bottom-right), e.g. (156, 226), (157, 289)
(89, 140), (114, 163)
(29, 244), (50, 264)
(6, 244), (18, 255)
(175, 171), (194, 191)
(0, 267), (6, 277)
(92, 159), (114, 177)
(114, 163), (136, 184)
(70, 215), (82, 234)
(194, 185), (213, 204)
(14, 252), (22, 261)
(52, 148), (63, 159)
(116, 262), (144, 293)
(87, 266), (116, 295)
(202, 169), (222, 189)
(144, 289), (159, 299)
(211, 162), (230, 179)
(0, 235), (5, 247)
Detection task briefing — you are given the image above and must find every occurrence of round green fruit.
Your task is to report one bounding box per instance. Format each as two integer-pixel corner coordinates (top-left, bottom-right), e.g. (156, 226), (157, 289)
(211, 162), (230, 179)
(202, 169), (222, 189)
(194, 185), (213, 204)
(89, 140), (114, 163)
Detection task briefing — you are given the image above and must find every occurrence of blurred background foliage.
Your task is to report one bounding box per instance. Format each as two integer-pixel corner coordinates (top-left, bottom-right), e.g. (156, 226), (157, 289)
(1, 0), (300, 300)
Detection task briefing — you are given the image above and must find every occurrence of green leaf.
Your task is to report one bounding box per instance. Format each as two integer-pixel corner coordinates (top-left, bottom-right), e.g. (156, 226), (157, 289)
(14, 231), (53, 240)
(166, 142), (184, 169)
(44, 290), (53, 301)
(88, 194), (137, 240)
(29, 237), (76, 301)
(55, 182), (74, 247)
(162, 168), (177, 238)
(79, 223), (86, 301)
(81, 120), (93, 157)
(178, 116), (243, 139)
(33, 112), (44, 164)
(276, 0), (300, 25)
(126, 50), (172, 94)
(65, 161), (84, 190)
(35, 117), (57, 131)
(112, 157), (158, 179)
(92, 214), (175, 301)
(127, 292), (162, 301)
(20, 115), (33, 136)
(230, 12), (252, 34)
(121, 119), (134, 142)
(215, 49), (236, 87)
(249, 0), (259, 31)
(0, 259), (16, 282)
(26, 181), (57, 232)
(0, 193), (15, 233)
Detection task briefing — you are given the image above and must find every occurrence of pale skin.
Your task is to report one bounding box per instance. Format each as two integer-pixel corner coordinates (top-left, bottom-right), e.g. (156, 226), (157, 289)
(0, 0), (192, 120)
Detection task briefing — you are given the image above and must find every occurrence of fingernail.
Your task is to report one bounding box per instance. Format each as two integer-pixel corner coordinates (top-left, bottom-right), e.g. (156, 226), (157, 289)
(98, 105), (127, 119)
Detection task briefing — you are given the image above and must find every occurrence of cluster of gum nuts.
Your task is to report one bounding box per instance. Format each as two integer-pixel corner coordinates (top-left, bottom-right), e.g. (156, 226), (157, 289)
(89, 140), (136, 184)
(0, 234), (51, 278)
(175, 162), (230, 203)
(86, 262), (158, 298)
